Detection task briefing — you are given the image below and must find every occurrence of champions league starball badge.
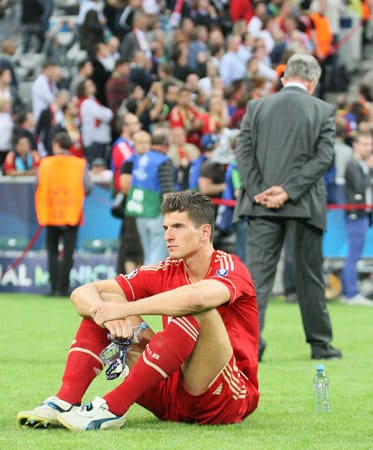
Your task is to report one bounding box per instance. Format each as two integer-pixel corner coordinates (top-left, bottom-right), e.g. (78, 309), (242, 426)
(125, 269), (138, 279)
(216, 269), (229, 277)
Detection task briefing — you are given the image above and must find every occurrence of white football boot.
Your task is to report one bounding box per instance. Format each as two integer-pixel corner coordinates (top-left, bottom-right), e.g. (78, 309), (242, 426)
(57, 397), (125, 431)
(17, 396), (79, 428)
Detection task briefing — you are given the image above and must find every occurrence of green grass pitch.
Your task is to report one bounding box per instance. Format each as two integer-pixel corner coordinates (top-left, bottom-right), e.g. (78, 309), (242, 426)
(1, 294), (372, 449)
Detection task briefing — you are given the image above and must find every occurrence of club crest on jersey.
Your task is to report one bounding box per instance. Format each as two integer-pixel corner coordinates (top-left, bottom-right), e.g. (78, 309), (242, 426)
(216, 268), (229, 277)
(125, 269), (138, 279)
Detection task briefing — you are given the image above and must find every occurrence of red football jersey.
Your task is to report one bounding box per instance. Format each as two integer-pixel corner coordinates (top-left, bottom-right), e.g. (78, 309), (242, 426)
(115, 250), (259, 390)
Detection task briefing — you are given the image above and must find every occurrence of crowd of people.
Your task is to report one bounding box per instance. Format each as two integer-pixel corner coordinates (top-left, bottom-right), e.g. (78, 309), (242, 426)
(1, 0), (373, 304)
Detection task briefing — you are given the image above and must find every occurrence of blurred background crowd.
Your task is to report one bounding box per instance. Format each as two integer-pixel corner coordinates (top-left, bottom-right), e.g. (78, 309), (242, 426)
(2, 0), (373, 299)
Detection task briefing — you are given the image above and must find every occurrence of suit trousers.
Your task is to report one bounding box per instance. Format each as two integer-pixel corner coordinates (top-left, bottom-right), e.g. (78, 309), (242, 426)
(245, 217), (333, 351)
(46, 225), (79, 294)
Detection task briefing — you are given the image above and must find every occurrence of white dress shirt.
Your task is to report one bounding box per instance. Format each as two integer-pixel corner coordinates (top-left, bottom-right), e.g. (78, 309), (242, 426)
(31, 73), (56, 124)
(80, 96), (113, 147)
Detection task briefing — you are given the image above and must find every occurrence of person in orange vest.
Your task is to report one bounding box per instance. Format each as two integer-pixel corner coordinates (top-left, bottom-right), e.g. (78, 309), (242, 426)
(361, 0), (372, 57)
(307, 0), (333, 98)
(35, 131), (93, 297)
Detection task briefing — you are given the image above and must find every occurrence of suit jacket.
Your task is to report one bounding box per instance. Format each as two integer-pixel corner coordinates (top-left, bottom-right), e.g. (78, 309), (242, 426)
(120, 32), (140, 63)
(90, 59), (111, 106)
(79, 9), (104, 55)
(234, 86), (336, 231)
(36, 106), (54, 155)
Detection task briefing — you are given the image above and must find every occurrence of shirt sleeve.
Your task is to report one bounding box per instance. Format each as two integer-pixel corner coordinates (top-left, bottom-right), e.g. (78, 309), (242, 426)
(121, 160), (134, 175)
(231, 168), (241, 191)
(208, 254), (256, 305)
(158, 160), (175, 193)
(115, 265), (166, 301)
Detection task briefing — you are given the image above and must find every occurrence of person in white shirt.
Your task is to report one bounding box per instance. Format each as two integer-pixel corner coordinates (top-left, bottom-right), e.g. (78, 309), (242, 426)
(219, 35), (247, 87)
(247, 1), (267, 38)
(77, 78), (113, 168)
(0, 97), (13, 168)
(31, 61), (62, 124)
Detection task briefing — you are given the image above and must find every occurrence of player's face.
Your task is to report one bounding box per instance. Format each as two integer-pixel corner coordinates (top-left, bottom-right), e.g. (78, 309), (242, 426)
(163, 211), (210, 259)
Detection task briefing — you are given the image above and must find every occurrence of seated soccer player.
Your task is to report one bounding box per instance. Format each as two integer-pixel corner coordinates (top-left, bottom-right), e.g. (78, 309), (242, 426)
(17, 191), (259, 431)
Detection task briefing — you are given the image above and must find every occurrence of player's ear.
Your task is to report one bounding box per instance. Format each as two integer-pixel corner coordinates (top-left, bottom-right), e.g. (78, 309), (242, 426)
(201, 223), (212, 241)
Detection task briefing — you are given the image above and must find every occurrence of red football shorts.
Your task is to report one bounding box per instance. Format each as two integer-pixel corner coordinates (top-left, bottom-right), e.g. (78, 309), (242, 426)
(136, 355), (259, 425)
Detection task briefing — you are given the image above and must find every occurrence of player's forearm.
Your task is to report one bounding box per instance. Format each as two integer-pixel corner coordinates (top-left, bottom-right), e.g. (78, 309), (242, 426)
(71, 279), (127, 318)
(127, 288), (202, 317)
(71, 284), (104, 317)
(91, 280), (231, 326)
(126, 280), (230, 317)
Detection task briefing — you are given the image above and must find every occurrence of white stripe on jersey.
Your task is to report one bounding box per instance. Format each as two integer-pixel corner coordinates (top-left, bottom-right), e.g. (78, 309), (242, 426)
(216, 251), (235, 271)
(140, 259), (182, 272)
(221, 363), (247, 400)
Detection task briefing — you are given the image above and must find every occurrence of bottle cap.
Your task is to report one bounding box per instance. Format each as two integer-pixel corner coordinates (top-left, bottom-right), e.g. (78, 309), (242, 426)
(316, 364), (325, 370)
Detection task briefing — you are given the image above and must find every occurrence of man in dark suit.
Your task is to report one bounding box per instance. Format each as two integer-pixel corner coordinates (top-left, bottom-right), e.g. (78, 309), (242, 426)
(120, 13), (151, 63)
(90, 43), (112, 106)
(234, 53), (342, 361)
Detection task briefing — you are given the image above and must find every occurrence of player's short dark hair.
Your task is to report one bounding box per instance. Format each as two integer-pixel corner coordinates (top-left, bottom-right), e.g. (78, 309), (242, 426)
(161, 190), (215, 240)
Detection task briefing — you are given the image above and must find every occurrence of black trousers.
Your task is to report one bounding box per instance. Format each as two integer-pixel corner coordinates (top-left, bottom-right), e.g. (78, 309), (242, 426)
(46, 225), (79, 294)
(283, 231), (296, 296)
(116, 215), (143, 274)
(84, 142), (110, 168)
(245, 217), (333, 352)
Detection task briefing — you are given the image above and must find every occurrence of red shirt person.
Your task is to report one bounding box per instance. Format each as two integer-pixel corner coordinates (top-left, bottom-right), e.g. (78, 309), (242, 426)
(17, 191), (259, 431)
(169, 87), (203, 146)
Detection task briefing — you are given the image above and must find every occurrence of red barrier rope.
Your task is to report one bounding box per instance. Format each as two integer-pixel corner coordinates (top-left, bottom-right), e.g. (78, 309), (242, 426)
(329, 22), (362, 55)
(1, 198), (371, 282)
(326, 203), (373, 210)
(210, 197), (373, 210)
(0, 226), (43, 282)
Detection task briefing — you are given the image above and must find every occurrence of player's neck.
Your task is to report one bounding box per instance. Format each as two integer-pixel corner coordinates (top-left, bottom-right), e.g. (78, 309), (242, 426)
(183, 246), (214, 283)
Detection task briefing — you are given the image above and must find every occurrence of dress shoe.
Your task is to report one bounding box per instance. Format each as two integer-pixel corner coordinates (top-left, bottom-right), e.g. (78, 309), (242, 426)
(311, 345), (342, 360)
(285, 293), (297, 303)
(54, 289), (70, 297)
(44, 290), (56, 297)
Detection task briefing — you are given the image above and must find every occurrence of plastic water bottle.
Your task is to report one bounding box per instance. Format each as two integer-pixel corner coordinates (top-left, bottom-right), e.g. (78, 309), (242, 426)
(313, 364), (331, 413)
(100, 322), (149, 380)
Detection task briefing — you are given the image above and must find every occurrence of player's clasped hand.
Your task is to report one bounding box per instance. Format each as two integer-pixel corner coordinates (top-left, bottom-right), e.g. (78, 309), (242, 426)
(91, 303), (130, 337)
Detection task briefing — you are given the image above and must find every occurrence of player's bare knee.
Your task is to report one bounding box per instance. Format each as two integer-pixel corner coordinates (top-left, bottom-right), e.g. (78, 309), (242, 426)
(193, 308), (223, 326)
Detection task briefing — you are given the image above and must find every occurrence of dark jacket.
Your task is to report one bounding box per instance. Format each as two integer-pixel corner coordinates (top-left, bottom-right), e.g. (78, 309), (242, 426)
(234, 86), (336, 231)
(21, 0), (43, 25)
(79, 10), (104, 56)
(90, 58), (111, 106)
